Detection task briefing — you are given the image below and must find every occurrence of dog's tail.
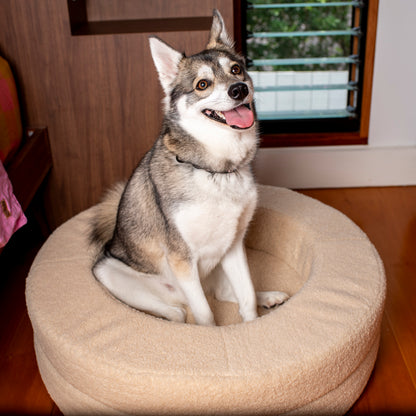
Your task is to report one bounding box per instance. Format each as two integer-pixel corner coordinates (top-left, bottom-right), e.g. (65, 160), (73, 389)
(90, 181), (125, 247)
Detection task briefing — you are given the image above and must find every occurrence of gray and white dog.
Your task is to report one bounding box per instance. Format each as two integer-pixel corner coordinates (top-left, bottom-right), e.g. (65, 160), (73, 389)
(91, 10), (288, 326)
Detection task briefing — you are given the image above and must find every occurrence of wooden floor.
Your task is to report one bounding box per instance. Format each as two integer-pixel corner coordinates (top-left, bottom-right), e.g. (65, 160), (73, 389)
(1, 186), (415, 415)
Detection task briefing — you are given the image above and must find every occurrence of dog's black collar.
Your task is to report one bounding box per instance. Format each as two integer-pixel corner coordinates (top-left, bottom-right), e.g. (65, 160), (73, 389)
(175, 155), (237, 175)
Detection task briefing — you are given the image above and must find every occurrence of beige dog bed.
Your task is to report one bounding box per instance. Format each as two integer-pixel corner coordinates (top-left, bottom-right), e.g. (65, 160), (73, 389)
(26, 186), (385, 415)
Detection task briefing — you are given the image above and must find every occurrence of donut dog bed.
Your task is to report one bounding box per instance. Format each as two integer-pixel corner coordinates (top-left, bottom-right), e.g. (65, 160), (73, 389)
(26, 186), (386, 415)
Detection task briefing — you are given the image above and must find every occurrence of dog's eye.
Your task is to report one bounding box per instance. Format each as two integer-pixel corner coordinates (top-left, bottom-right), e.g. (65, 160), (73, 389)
(196, 80), (209, 91)
(231, 64), (242, 75)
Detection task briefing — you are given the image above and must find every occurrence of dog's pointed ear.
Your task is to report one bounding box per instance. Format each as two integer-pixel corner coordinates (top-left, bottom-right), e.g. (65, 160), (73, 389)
(207, 9), (235, 51)
(149, 36), (183, 95)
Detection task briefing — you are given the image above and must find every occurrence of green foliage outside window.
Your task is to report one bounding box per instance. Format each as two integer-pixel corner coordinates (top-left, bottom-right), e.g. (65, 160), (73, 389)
(247, 0), (353, 71)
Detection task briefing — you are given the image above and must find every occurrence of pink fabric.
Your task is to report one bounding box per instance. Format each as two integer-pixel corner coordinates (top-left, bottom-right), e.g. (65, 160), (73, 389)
(0, 160), (26, 247)
(0, 56), (23, 164)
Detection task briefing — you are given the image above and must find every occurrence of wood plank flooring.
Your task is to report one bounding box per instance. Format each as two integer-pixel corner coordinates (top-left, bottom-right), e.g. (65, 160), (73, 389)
(0, 186), (415, 415)
(0, 218), (61, 415)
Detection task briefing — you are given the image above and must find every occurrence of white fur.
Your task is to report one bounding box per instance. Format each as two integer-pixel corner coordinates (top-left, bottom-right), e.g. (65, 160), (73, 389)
(173, 167), (256, 278)
(219, 56), (234, 72)
(197, 65), (214, 80)
(94, 257), (187, 322)
(176, 95), (256, 165)
(168, 165), (258, 324)
(149, 37), (183, 104)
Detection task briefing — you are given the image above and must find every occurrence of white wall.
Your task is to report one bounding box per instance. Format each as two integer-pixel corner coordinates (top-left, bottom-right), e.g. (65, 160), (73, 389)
(369, 0), (416, 148)
(254, 0), (416, 189)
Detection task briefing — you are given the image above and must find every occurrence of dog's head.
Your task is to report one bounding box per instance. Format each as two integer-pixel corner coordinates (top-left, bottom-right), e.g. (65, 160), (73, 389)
(149, 10), (256, 135)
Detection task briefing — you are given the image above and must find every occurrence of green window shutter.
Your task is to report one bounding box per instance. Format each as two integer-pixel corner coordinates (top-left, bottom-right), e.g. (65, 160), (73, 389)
(244, 0), (368, 131)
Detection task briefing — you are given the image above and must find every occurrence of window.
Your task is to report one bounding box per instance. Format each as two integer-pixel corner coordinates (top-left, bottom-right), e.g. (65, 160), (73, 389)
(236, 0), (378, 146)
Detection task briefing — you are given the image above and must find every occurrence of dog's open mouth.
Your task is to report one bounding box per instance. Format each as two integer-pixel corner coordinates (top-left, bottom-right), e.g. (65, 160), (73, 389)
(202, 104), (254, 130)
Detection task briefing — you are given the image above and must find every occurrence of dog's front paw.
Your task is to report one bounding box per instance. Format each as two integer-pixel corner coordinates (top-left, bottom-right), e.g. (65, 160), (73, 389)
(166, 306), (187, 323)
(241, 309), (258, 322)
(192, 310), (216, 326)
(257, 291), (289, 310)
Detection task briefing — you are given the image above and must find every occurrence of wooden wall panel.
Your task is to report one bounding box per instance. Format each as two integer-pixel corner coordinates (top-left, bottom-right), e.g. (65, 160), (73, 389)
(0, 0), (233, 229)
(87, 0), (230, 21)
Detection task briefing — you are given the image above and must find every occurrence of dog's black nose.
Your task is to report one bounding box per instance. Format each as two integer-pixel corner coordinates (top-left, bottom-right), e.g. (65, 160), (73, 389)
(228, 83), (249, 101)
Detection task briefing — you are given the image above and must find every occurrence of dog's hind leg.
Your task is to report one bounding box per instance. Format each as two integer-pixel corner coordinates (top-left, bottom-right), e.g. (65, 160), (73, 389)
(93, 257), (187, 323)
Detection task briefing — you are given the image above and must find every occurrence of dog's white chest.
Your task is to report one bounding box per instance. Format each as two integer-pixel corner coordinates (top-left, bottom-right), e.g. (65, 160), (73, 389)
(175, 199), (240, 256)
(173, 173), (256, 276)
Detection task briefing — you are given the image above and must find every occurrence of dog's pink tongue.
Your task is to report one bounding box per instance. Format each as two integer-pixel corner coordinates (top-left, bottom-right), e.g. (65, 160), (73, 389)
(223, 105), (254, 129)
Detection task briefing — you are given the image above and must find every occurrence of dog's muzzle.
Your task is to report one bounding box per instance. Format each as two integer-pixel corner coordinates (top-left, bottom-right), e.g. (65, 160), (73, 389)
(202, 82), (254, 129)
(228, 83), (249, 101)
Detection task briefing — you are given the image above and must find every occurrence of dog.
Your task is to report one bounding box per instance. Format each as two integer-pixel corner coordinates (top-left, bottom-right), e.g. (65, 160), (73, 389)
(90, 10), (288, 326)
